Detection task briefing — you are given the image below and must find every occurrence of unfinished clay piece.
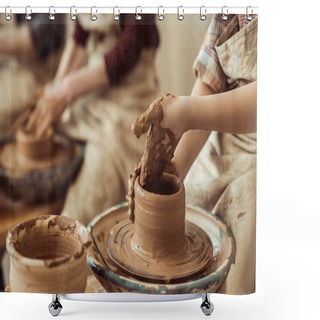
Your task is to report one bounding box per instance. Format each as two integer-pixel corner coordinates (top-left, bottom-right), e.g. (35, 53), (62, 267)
(6, 215), (91, 293)
(107, 173), (213, 283)
(0, 114), (76, 178)
(127, 94), (179, 223)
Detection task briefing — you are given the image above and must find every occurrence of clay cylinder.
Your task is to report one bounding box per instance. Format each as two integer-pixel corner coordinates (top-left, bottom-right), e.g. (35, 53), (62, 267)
(133, 173), (187, 258)
(15, 125), (54, 160)
(6, 215), (91, 293)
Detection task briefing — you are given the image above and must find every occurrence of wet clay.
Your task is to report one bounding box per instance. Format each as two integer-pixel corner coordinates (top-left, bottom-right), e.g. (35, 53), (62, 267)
(0, 114), (74, 177)
(107, 174), (213, 283)
(6, 215), (91, 293)
(127, 93), (179, 223)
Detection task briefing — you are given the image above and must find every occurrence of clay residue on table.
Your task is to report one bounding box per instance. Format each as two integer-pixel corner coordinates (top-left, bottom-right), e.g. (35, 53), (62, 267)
(127, 93), (179, 223)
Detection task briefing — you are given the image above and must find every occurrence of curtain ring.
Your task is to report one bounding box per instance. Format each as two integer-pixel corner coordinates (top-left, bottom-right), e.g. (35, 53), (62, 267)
(221, 6), (228, 21)
(157, 6), (164, 21)
(25, 6), (32, 21)
(90, 6), (97, 21)
(70, 6), (77, 21)
(5, 6), (12, 21)
(246, 6), (253, 21)
(113, 6), (120, 21)
(177, 6), (184, 21)
(135, 6), (142, 21)
(49, 6), (55, 21)
(200, 6), (207, 21)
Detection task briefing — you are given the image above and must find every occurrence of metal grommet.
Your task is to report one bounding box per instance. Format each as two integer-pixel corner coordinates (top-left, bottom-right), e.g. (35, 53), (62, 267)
(246, 6), (253, 21)
(25, 6), (32, 21)
(90, 6), (97, 21)
(200, 6), (207, 21)
(135, 6), (142, 21)
(177, 6), (184, 21)
(5, 6), (12, 21)
(70, 6), (77, 21)
(221, 6), (228, 21)
(157, 6), (164, 21)
(49, 6), (55, 21)
(113, 6), (120, 21)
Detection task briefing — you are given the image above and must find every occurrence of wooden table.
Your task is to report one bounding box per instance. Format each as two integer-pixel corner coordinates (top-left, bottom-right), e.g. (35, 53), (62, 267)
(0, 199), (64, 248)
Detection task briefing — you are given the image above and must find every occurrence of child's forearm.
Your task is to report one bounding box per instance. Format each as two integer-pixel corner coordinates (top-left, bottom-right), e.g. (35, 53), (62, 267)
(186, 81), (257, 134)
(173, 78), (214, 180)
(55, 41), (86, 80)
(173, 80), (257, 180)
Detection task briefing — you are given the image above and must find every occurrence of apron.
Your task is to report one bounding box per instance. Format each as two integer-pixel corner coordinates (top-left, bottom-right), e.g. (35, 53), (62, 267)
(60, 15), (159, 226)
(185, 16), (257, 294)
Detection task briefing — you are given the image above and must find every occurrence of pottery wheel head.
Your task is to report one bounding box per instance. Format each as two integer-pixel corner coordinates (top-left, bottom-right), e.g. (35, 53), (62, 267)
(106, 219), (214, 283)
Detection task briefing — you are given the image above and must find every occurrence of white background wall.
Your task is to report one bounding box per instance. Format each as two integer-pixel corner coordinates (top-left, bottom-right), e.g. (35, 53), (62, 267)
(1, 0), (320, 319)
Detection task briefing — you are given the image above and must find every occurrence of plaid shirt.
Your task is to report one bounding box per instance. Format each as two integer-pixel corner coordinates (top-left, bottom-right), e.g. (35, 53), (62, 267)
(193, 14), (257, 93)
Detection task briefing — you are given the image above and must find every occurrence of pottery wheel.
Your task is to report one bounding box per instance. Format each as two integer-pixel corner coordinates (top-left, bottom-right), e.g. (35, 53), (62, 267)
(106, 219), (213, 283)
(0, 136), (74, 177)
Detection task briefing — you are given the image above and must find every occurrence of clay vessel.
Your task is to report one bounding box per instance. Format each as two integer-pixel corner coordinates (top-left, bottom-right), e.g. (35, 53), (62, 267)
(133, 173), (187, 258)
(106, 173), (214, 282)
(6, 215), (91, 293)
(15, 124), (54, 161)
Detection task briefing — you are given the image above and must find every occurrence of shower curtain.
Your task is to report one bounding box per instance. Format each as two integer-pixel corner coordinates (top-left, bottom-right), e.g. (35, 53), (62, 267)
(0, 11), (257, 296)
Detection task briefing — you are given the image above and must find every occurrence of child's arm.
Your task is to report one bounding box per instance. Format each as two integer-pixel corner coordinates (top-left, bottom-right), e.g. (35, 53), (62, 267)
(133, 80), (257, 181)
(174, 81), (256, 180)
(173, 78), (215, 180)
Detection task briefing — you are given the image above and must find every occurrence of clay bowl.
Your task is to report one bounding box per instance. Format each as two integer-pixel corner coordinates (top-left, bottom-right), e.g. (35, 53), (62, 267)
(15, 125), (54, 161)
(87, 203), (235, 294)
(6, 215), (91, 293)
(13, 111), (54, 161)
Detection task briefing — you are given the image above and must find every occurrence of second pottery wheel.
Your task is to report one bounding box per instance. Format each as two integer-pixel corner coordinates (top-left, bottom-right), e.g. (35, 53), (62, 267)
(0, 133), (84, 204)
(106, 218), (213, 282)
(0, 133), (75, 177)
(87, 203), (235, 294)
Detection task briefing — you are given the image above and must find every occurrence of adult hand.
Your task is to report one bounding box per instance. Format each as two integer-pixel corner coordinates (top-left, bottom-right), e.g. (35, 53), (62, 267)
(26, 78), (72, 137)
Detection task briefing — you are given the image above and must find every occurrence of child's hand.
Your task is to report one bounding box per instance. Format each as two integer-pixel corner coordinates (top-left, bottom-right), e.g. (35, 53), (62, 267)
(131, 93), (190, 189)
(132, 93), (189, 143)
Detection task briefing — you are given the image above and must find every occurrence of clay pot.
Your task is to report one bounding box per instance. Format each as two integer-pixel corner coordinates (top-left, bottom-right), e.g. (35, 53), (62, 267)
(133, 173), (187, 258)
(15, 125), (54, 161)
(6, 215), (91, 293)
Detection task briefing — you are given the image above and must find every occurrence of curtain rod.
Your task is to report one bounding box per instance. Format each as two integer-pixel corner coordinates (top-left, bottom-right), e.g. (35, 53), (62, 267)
(0, 6), (258, 15)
